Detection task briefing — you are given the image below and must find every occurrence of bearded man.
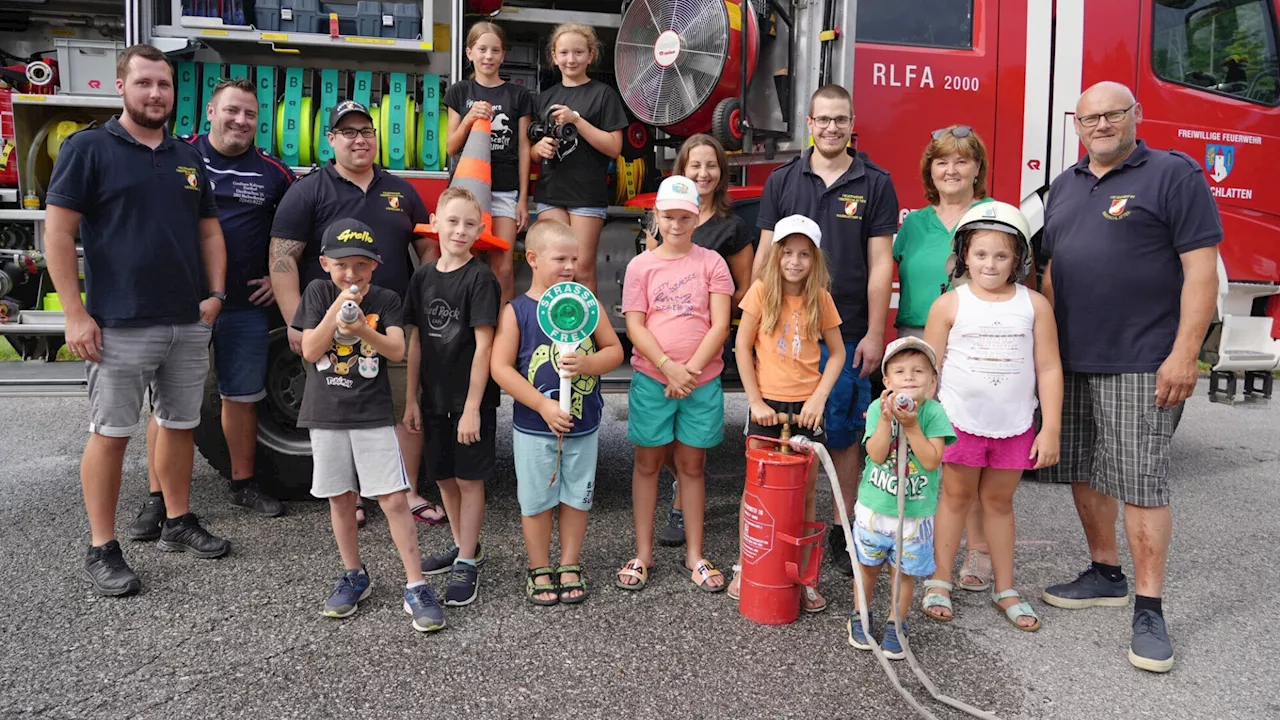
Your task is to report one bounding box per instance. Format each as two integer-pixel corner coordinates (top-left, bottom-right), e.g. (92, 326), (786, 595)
(45, 43), (232, 597)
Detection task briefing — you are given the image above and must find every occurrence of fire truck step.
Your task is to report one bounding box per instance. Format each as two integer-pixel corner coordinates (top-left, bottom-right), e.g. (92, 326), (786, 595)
(0, 360), (86, 398)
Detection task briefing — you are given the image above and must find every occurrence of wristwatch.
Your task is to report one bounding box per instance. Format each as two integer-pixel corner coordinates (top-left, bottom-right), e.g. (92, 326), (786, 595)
(209, 291), (227, 302)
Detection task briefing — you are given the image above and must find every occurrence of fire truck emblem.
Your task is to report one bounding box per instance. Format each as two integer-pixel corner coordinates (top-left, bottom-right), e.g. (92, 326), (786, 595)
(1204, 144), (1234, 183)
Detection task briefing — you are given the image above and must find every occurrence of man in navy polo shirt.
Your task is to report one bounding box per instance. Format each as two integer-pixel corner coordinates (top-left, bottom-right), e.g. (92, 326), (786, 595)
(269, 100), (440, 523)
(131, 77), (296, 541)
(1039, 81), (1221, 673)
(45, 44), (234, 597)
(752, 83), (900, 576)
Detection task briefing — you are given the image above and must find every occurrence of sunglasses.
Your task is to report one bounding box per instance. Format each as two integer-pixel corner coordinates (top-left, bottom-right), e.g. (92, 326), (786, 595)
(931, 125), (973, 140)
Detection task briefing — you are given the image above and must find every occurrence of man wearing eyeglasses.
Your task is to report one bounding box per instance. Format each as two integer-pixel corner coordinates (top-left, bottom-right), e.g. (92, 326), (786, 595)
(268, 99), (435, 510)
(752, 84), (901, 577)
(1039, 81), (1222, 674)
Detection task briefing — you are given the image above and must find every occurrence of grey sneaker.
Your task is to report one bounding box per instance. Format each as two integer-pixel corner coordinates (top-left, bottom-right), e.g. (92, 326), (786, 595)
(421, 541), (485, 576)
(1129, 610), (1174, 673)
(1042, 566), (1129, 609)
(658, 508), (686, 547)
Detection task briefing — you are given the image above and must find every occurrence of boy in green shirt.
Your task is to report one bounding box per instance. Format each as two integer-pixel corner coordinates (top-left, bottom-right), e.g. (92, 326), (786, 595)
(846, 337), (956, 659)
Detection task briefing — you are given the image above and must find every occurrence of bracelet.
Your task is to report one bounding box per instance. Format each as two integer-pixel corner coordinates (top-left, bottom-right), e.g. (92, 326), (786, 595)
(657, 355), (670, 370)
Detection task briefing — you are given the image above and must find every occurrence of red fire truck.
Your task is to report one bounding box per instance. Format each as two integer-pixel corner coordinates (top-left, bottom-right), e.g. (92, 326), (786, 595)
(0, 0), (1275, 496)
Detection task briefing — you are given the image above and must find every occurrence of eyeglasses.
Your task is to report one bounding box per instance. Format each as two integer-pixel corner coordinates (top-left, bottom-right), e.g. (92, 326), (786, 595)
(810, 115), (852, 129)
(931, 125), (973, 141)
(333, 127), (377, 139)
(1076, 104), (1135, 128)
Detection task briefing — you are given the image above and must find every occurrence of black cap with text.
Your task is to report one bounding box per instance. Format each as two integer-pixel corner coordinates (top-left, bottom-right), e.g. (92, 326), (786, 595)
(320, 218), (382, 262)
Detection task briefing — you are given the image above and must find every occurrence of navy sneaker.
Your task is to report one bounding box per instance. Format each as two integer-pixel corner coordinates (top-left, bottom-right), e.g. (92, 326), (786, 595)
(445, 561), (480, 607)
(421, 541), (485, 576)
(882, 621), (908, 660)
(846, 610), (872, 650)
(1129, 610), (1175, 673)
(404, 584), (446, 632)
(323, 566), (372, 618)
(1042, 566), (1129, 609)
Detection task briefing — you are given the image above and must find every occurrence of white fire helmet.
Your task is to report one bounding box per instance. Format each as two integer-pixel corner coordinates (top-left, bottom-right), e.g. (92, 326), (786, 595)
(947, 200), (1034, 285)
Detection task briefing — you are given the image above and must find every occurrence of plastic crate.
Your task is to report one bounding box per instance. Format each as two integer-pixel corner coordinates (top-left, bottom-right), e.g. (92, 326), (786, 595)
(55, 39), (127, 96)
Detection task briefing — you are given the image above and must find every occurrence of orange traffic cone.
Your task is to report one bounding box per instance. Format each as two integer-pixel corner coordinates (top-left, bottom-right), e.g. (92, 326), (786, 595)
(415, 116), (510, 252)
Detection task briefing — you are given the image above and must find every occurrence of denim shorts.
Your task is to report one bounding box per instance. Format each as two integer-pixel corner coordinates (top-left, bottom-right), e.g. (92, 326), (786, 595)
(513, 429), (599, 516)
(851, 500), (936, 578)
(212, 308), (270, 402)
(492, 189), (519, 220)
(627, 373), (724, 449)
(87, 323), (211, 437)
(534, 203), (608, 220)
(819, 341), (874, 450)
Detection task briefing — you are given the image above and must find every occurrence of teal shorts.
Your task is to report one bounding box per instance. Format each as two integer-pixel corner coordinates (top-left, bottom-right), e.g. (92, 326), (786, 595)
(627, 373), (724, 449)
(513, 429), (599, 516)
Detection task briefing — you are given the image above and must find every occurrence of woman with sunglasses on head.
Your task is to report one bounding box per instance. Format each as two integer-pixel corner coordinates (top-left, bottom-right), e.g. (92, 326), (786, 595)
(892, 124), (995, 594)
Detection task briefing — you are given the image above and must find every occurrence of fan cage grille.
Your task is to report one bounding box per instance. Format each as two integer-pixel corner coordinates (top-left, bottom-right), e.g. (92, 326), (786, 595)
(615, 0), (731, 127)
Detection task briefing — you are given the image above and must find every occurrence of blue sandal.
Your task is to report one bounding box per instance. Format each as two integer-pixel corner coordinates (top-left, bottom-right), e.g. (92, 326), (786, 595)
(921, 579), (954, 622)
(992, 588), (1041, 632)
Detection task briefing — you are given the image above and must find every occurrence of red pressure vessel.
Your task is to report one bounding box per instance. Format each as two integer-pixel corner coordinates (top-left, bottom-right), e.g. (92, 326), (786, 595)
(739, 436), (826, 625)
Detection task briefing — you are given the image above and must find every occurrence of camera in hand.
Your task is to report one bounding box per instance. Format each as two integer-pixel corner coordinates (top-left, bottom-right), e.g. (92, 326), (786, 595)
(527, 107), (579, 145)
(894, 393), (916, 413)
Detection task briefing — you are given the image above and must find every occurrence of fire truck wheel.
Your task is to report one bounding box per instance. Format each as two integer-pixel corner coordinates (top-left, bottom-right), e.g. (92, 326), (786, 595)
(712, 97), (745, 152)
(194, 323), (316, 501)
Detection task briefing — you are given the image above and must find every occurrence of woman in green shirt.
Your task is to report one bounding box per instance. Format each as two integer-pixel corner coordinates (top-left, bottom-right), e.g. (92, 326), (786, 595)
(892, 124), (994, 591)
(893, 125), (993, 339)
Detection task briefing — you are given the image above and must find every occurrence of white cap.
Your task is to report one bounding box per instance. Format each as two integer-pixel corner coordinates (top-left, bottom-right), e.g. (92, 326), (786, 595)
(772, 214), (822, 248)
(881, 335), (939, 375)
(655, 175), (700, 214)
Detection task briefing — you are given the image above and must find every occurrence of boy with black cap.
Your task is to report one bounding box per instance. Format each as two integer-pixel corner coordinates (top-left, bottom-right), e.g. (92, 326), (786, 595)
(292, 217), (445, 633)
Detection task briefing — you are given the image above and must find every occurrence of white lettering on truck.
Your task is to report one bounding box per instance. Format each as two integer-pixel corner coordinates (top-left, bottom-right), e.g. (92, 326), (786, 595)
(872, 63), (979, 92)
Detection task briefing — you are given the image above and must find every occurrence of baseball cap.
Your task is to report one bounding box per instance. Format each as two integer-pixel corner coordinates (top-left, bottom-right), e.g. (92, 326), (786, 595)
(881, 336), (938, 376)
(772, 214), (822, 248)
(654, 175), (700, 214)
(329, 99), (373, 130)
(321, 218), (382, 262)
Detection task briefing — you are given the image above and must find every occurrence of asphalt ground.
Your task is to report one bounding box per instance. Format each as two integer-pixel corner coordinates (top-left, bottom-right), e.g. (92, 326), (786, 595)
(2, 383), (1278, 719)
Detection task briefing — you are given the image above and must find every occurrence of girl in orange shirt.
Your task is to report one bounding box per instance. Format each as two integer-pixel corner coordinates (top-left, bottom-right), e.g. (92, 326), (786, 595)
(732, 214), (845, 611)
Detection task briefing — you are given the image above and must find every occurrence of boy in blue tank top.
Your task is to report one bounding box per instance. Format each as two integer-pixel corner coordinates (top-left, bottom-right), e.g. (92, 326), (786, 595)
(491, 219), (624, 605)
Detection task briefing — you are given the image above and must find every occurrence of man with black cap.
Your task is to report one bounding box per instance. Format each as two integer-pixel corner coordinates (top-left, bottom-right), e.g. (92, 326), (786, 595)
(269, 100), (442, 523)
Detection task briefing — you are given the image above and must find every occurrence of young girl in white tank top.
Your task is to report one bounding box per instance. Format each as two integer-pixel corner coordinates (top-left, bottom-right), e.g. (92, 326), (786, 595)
(920, 201), (1063, 632)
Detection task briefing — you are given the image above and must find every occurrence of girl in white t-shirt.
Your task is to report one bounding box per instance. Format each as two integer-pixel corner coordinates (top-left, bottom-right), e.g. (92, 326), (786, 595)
(921, 201), (1063, 632)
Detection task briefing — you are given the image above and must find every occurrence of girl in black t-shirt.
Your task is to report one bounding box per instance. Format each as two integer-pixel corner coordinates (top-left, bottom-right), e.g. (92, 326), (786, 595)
(528, 22), (629, 295)
(445, 21), (534, 305)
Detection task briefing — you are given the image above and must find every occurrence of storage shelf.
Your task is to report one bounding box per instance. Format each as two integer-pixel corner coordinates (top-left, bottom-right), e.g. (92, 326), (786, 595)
(11, 94), (123, 108)
(0, 210), (47, 221)
(495, 6), (621, 29)
(152, 25), (434, 52)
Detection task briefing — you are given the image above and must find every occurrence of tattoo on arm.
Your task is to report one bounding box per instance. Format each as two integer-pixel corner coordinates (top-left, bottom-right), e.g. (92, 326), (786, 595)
(270, 238), (305, 273)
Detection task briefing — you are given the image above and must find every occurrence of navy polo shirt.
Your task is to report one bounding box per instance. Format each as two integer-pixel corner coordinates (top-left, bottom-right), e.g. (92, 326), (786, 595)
(270, 162), (431, 296)
(45, 117), (218, 328)
(757, 147), (900, 343)
(1043, 140), (1223, 373)
(183, 135), (296, 310)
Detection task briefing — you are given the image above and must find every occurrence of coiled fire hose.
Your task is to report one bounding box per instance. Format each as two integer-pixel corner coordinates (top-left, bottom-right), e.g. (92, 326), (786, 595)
(788, 404), (1002, 720)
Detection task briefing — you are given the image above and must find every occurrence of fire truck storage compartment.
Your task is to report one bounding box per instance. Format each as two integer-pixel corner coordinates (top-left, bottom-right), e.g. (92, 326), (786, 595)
(251, 0), (421, 39)
(55, 39), (128, 96)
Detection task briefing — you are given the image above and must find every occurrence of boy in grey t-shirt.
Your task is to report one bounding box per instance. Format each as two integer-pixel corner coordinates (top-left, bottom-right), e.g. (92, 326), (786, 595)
(292, 218), (444, 633)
